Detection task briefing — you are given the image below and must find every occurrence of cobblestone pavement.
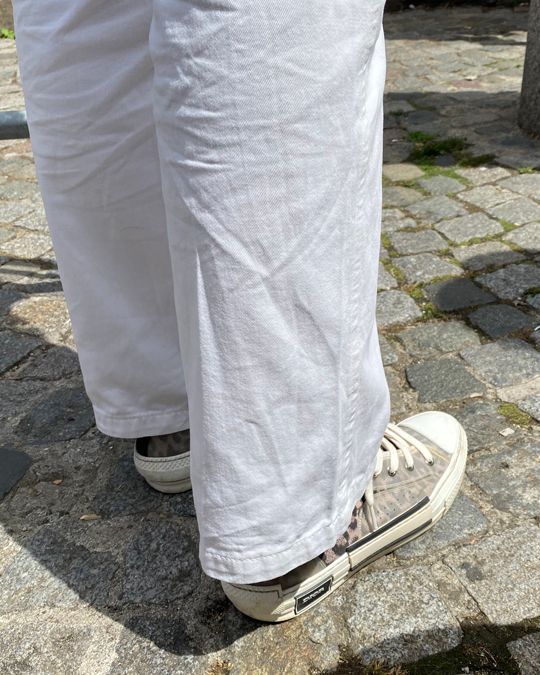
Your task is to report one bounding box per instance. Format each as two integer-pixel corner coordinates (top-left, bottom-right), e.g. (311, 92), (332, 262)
(1, 7), (540, 675)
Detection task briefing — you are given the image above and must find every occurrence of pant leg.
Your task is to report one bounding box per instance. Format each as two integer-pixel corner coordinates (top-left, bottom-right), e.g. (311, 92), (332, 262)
(12, 0), (189, 437)
(150, 0), (390, 583)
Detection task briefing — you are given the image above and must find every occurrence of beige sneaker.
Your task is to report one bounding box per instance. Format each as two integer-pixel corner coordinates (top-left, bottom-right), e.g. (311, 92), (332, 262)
(133, 430), (191, 493)
(222, 411), (468, 622)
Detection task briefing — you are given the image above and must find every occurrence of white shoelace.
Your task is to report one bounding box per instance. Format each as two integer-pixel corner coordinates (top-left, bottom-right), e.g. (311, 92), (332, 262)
(363, 424), (434, 531)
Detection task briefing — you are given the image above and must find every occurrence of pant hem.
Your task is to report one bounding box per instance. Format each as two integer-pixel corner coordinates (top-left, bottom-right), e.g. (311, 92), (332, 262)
(199, 453), (380, 585)
(94, 407), (190, 438)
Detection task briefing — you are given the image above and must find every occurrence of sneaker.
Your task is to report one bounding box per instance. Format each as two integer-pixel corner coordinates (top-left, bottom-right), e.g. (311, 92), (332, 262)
(133, 430), (191, 493)
(221, 411), (467, 622)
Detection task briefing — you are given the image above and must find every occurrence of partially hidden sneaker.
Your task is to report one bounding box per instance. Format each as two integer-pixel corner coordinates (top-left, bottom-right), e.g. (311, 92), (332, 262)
(133, 430), (191, 493)
(222, 411), (467, 622)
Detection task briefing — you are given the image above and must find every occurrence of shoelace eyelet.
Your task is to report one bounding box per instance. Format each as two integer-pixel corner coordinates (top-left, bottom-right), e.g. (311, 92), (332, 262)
(406, 464), (415, 471)
(387, 469), (397, 477)
(426, 458), (434, 466)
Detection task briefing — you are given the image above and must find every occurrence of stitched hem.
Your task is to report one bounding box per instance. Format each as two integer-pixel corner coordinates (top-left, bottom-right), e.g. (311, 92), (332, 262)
(94, 406), (190, 438)
(199, 452), (380, 585)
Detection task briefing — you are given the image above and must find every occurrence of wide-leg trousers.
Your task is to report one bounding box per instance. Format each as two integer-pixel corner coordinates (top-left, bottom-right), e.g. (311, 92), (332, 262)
(13, 0), (390, 584)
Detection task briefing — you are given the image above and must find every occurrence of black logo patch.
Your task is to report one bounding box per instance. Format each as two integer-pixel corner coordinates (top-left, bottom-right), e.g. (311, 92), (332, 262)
(295, 578), (333, 613)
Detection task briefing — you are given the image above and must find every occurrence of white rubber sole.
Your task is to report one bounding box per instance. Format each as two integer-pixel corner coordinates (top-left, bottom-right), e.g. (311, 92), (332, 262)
(222, 422), (468, 623)
(144, 476), (192, 493)
(133, 445), (192, 494)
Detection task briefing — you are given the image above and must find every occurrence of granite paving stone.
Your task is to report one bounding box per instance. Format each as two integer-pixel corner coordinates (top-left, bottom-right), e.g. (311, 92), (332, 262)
(500, 173), (540, 199)
(487, 196), (540, 226)
(407, 196), (468, 224)
(379, 335), (398, 366)
(468, 304), (536, 338)
(466, 439), (540, 518)
(389, 229), (447, 254)
(8, 345), (81, 381)
(0, 329), (40, 373)
(0, 180), (40, 201)
(123, 519), (200, 604)
(429, 561), (485, 625)
(0, 231), (52, 259)
(347, 567), (462, 665)
(384, 99), (415, 115)
(383, 163), (424, 182)
(397, 321), (480, 358)
(0, 525), (119, 612)
(0, 286), (24, 315)
(496, 376), (540, 409)
(383, 185), (424, 208)
(452, 400), (520, 453)
(385, 368), (410, 417)
(478, 263), (540, 301)
(417, 175), (465, 195)
(451, 240), (524, 271)
(0, 526), (22, 579)
(503, 222), (540, 253)
(381, 208), (417, 232)
(457, 184), (517, 209)
(394, 253), (462, 284)
(0, 611), (123, 675)
(91, 454), (162, 518)
(435, 213), (503, 243)
(0, 446), (31, 499)
(0, 224), (15, 244)
(108, 613), (209, 675)
(395, 494), (488, 560)
(6, 293), (71, 344)
(461, 339), (540, 388)
(444, 525), (540, 625)
(15, 385), (95, 443)
(0, 379), (50, 433)
(0, 199), (36, 223)
(518, 395), (540, 422)
(406, 357), (485, 403)
(0, 157), (36, 181)
(507, 633), (540, 675)
(425, 278), (495, 311)
(377, 263), (398, 290)
(528, 293), (540, 311)
(455, 166), (511, 185)
(376, 290), (422, 327)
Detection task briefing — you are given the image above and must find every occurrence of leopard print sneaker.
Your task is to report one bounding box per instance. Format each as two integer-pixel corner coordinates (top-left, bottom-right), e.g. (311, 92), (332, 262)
(221, 411), (467, 622)
(133, 430), (191, 493)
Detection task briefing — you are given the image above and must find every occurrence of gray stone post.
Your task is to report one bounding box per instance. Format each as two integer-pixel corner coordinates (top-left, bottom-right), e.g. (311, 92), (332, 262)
(519, 0), (540, 138)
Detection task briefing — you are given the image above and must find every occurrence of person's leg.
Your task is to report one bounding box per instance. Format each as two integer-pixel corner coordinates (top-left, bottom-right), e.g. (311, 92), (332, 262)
(150, 0), (390, 583)
(12, 0), (189, 440)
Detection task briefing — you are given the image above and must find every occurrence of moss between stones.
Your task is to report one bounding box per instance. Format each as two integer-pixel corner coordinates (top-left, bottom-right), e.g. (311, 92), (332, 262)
(406, 132), (495, 168)
(499, 219), (518, 233)
(497, 403), (533, 427)
(382, 259), (406, 284)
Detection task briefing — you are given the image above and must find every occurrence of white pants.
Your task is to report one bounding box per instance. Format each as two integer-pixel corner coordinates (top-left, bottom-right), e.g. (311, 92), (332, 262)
(13, 0), (390, 584)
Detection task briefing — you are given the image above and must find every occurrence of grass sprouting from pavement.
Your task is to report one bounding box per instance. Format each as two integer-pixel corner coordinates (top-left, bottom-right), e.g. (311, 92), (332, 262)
(407, 132), (495, 168)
